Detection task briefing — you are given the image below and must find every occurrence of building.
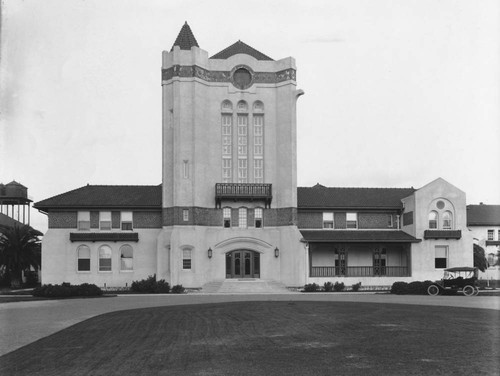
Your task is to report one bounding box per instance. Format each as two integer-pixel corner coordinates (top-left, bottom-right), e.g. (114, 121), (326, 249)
(34, 23), (474, 288)
(467, 204), (500, 280)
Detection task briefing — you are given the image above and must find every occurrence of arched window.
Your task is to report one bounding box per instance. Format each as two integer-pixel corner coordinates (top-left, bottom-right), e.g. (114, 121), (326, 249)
(237, 100), (248, 112)
(253, 101), (264, 112)
(99, 245), (112, 272)
(77, 245), (90, 271)
(120, 245), (133, 271)
(428, 211), (438, 229)
(442, 211), (453, 230)
(221, 100), (233, 112)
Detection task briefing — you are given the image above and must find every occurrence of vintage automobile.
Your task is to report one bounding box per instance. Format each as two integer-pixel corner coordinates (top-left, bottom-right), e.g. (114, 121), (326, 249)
(427, 267), (479, 296)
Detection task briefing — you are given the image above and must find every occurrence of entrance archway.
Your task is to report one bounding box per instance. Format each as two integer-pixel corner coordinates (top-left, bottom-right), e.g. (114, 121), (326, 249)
(225, 250), (260, 278)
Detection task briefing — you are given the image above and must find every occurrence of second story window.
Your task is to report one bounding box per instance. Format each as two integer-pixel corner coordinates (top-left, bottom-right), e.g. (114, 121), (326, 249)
(346, 212), (357, 229)
(121, 211), (133, 230)
(183, 209), (189, 222)
(239, 207), (247, 228)
(442, 211), (453, 230)
(487, 230), (494, 240)
(100, 212), (112, 230)
(77, 211), (90, 231)
(323, 212), (334, 229)
(255, 208), (263, 228)
(429, 211), (438, 229)
(223, 208), (231, 228)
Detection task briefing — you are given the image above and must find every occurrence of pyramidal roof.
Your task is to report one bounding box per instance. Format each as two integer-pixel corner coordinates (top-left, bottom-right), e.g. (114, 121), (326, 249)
(171, 22), (199, 51)
(210, 40), (273, 61)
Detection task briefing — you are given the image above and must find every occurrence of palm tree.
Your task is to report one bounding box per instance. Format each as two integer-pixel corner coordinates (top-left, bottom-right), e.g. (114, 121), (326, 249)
(473, 243), (488, 273)
(0, 224), (42, 289)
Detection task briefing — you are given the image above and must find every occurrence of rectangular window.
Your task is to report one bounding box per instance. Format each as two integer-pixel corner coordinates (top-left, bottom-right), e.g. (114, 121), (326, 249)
(238, 158), (248, 183)
(183, 209), (189, 222)
(254, 158), (263, 183)
(346, 212), (357, 229)
(323, 212), (334, 229)
(388, 215), (393, 228)
(239, 208), (247, 228)
(99, 211), (112, 230)
(77, 246), (91, 271)
(222, 158), (232, 183)
(182, 249), (192, 270)
(121, 211), (133, 230)
(498, 230), (500, 240)
(77, 211), (90, 231)
(255, 208), (263, 228)
(487, 230), (494, 240)
(223, 207), (231, 228)
(183, 160), (189, 179)
(435, 246), (448, 269)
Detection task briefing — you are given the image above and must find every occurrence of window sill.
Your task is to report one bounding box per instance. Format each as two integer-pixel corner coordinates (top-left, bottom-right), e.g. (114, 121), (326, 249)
(98, 271), (113, 273)
(77, 271), (91, 273)
(120, 270), (134, 273)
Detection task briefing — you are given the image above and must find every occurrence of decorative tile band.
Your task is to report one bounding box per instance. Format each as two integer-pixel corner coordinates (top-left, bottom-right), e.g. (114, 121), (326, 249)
(162, 65), (296, 84)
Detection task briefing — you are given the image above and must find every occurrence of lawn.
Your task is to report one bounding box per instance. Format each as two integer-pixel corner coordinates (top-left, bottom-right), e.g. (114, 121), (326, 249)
(0, 301), (498, 375)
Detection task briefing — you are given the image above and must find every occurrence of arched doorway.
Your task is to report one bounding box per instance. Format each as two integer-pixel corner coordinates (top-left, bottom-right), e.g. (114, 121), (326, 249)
(226, 250), (260, 278)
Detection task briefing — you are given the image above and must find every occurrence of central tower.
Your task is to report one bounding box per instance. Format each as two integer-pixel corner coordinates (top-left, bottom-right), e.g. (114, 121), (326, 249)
(158, 23), (305, 287)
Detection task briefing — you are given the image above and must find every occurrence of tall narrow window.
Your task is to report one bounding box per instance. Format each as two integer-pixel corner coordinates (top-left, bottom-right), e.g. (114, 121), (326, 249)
(346, 213), (357, 229)
(121, 211), (133, 230)
(435, 246), (448, 269)
(237, 114), (248, 183)
(429, 211), (438, 229)
(99, 245), (112, 272)
(253, 114), (264, 183)
(442, 211), (453, 230)
(239, 207), (247, 228)
(255, 208), (263, 228)
(183, 160), (189, 179)
(100, 212), (112, 230)
(120, 245), (133, 271)
(182, 249), (192, 270)
(373, 248), (387, 276)
(77, 245), (91, 271)
(221, 113), (233, 183)
(334, 248), (346, 276)
(323, 212), (334, 229)
(78, 211), (90, 231)
(223, 207), (232, 228)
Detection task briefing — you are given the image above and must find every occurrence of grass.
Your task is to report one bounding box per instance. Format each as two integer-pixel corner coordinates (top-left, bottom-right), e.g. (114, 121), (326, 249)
(0, 301), (498, 376)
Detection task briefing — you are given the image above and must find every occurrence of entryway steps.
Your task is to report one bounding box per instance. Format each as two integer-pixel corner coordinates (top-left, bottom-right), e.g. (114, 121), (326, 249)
(200, 279), (292, 294)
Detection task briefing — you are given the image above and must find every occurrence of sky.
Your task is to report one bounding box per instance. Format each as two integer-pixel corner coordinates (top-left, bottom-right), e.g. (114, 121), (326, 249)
(1, 0), (499, 233)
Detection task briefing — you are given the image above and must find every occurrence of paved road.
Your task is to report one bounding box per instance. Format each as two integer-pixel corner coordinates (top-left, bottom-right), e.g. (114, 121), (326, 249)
(1, 292), (499, 356)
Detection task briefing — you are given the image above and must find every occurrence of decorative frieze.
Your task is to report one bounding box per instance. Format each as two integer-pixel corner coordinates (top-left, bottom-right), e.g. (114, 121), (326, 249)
(162, 65), (296, 85)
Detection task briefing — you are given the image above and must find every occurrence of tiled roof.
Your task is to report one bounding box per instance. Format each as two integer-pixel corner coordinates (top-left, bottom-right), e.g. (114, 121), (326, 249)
(171, 22), (199, 51)
(34, 185), (162, 210)
(467, 205), (500, 226)
(210, 40), (273, 61)
(297, 185), (415, 209)
(300, 230), (421, 243)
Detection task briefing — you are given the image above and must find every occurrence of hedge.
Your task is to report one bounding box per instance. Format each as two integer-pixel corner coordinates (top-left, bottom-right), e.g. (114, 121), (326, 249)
(32, 283), (102, 298)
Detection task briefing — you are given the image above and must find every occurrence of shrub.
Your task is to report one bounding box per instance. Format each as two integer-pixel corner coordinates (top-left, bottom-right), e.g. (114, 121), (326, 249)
(303, 283), (320, 292)
(390, 281), (408, 295)
(171, 284), (185, 294)
(323, 281), (334, 292)
(32, 283), (102, 298)
(131, 275), (170, 293)
(407, 280), (434, 295)
(352, 282), (362, 292)
(23, 271), (39, 288)
(333, 281), (345, 292)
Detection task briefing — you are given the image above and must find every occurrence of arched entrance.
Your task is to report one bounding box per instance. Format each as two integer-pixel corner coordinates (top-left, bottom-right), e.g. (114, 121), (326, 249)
(225, 250), (260, 278)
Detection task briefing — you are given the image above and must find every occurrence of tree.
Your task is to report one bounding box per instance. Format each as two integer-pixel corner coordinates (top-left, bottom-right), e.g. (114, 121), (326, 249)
(473, 243), (488, 272)
(0, 224), (42, 289)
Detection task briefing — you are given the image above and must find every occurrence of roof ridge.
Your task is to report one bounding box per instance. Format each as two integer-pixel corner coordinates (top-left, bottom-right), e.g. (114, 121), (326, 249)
(298, 186), (415, 190)
(210, 40), (273, 61)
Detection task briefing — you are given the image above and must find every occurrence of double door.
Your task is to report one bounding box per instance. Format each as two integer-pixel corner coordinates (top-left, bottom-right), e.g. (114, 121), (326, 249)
(226, 250), (260, 278)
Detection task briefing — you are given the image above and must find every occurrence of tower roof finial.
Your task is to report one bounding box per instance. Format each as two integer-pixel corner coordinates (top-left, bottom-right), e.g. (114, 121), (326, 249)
(171, 22), (199, 51)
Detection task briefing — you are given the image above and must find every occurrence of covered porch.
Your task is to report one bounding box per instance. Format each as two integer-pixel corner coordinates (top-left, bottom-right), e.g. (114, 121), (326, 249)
(301, 230), (421, 279)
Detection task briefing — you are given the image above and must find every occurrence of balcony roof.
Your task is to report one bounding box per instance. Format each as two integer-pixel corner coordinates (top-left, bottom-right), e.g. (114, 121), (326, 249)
(300, 230), (421, 243)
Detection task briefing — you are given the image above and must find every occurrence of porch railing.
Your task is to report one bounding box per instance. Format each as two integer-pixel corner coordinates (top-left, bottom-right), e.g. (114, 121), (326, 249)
(310, 266), (409, 278)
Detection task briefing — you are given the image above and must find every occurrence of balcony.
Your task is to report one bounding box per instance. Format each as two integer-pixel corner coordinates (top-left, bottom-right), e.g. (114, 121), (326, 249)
(310, 266), (409, 278)
(424, 230), (461, 239)
(70, 232), (139, 242)
(215, 183), (272, 208)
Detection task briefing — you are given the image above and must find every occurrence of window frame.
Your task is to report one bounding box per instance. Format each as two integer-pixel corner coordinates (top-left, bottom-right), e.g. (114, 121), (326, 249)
(120, 244), (134, 272)
(238, 207), (247, 228)
(487, 230), (494, 241)
(428, 211), (438, 229)
(99, 211), (112, 231)
(254, 207), (263, 228)
(77, 211), (90, 231)
(121, 211), (133, 231)
(77, 245), (91, 272)
(435, 246), (448, 269)
(346, 212), (357, 229)
(182, 248), (192, 270)
(323, 212), (334, 229)
(442, 211), (453, 230)
(98, 245), (112, 272)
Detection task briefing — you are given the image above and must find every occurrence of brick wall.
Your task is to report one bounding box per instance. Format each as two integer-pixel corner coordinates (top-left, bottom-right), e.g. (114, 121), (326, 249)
(358, 213), (394, 229)
(112, 211), (120, 229)
(48, 212), (77, 228)
(133, 211), (162, 228)
(334, 212), (346, 229)
(90, 211), (99, 229)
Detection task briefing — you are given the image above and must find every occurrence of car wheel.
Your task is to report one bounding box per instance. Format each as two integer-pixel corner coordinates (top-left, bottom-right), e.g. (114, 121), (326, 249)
(427, 285), (440, 296)
(473, 287), (480, 296)
(463, 285), (475, 296)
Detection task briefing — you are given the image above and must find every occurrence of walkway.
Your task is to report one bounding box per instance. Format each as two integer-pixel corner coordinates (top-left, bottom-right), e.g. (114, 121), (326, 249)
(1, 293), (499, 356)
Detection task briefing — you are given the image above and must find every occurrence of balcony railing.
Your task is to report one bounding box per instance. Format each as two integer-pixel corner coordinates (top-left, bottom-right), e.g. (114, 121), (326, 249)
(215, 183), (272, 208)
(310, 266), (409, 278)
(424, 230), (461, 239)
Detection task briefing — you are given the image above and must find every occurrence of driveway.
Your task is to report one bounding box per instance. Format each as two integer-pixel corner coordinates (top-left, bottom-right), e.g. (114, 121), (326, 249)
(1, 292), (499, 356)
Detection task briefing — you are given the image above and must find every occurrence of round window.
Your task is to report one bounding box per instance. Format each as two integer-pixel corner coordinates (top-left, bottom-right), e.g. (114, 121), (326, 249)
(232, 67), (252, 90)
(436, 200), (445, 209)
